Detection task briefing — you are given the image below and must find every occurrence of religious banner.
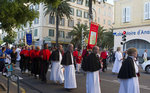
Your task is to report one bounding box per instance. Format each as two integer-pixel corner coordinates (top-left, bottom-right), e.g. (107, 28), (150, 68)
(87, 22), (99, 49)
(26, 33), (32, 46)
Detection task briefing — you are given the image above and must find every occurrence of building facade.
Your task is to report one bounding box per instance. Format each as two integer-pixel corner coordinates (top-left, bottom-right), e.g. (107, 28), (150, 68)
(16, 0), (113, 47)
(114, 0), (150, 57)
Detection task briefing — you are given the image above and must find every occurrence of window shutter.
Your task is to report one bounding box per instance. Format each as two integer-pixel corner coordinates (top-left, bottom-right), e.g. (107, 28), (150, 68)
(144, 2), (149, 20)
(126, 7), (131, 22)
(122, 8), (126, 22)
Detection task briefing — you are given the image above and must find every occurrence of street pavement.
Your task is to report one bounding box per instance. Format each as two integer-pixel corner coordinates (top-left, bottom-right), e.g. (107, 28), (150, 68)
(2, 62), (150, 93)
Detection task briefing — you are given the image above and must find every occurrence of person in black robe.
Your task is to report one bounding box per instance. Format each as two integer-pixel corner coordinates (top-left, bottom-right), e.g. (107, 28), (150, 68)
(118, 48), (140, 93)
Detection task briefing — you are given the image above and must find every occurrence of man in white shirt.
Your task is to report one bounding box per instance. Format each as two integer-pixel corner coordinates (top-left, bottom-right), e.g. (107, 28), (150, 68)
(143, 49), (148, 62)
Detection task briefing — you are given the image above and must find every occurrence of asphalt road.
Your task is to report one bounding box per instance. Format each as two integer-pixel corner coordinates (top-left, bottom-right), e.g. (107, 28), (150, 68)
(11, 63), (150, 93)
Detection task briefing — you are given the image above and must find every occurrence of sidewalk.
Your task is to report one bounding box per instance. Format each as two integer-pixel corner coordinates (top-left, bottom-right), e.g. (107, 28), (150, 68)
(0, 73), (25, 93)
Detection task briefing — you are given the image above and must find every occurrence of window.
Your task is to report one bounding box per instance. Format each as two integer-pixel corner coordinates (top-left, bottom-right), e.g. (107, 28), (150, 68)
(68, 20), (74, 27)
(85, 0), (89, 7)
(108, 7), (111, 16)
(70, 0), (75, 2)
(34, 18), (39, 24)
(35, 4), (39, 10)
(66, 32), (71, 38)
(122, 7), (131, 23)
(71, 8), (74, 15)
(85, 22), (88, 26)
(103, 19), (105, 24)
(49, 29), (54, 37)
(77, 0), (83, 5)
(98, 17), (100, 23)
(59, 31), (65, 38)
(99, 8), (100, 14)
(34, 29), (38, 37)
(77, 10), (82, 17)
(21, 32), (24, 39)
(30, 5), (33, 10)
(49, 16), (55, 24)
(144, 2), (150, 20)
(108, 20), (111, 25)
(60, 18), (65, 26)
(18, 33), (20, 39)
(84, 12), (89, 18)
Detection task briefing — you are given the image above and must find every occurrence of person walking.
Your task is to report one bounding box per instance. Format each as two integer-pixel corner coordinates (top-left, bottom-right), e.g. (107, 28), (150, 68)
(100, 49), (108, 72)
(112, 47), (123, 74)
(61, 44), (77, 91)
(118, 48), (140, 93)
(40, 43), (51, 83)
(0, 47), (6, 72)
(10, 47), (17, 67)
(82, 46), (101, 93)
(50, 45), (64, 84)
(143, 49), (148, 62)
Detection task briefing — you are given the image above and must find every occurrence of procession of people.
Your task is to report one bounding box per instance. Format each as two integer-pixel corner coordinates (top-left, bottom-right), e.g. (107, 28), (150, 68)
(0, 43), (141, 93)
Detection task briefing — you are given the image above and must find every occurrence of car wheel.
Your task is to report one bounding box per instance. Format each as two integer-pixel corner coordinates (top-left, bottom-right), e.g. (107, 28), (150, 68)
(146, 66), (150, 74)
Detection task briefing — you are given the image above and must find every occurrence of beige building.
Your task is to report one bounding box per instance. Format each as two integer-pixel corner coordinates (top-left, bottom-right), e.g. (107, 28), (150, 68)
(16, 0), (113, 47)
(114, 0), (150, 56)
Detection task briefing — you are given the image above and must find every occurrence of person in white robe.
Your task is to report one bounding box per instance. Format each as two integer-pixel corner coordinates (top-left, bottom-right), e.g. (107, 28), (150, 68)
(112, 47), (123, 74)
(118, 48), (140, 93)
(143, 49), (147, 62)
(82, 46), (101, 93)
(61, 44), (77, 91)
(50, 45), (64, 84)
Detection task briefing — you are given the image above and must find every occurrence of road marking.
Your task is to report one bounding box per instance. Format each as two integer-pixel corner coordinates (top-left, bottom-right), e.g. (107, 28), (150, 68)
(101, 79), (150, 90)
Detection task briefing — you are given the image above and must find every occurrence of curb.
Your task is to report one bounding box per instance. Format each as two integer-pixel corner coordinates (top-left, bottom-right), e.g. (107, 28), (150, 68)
(0, 82), (7, 91)
(1, 76), (26, 93)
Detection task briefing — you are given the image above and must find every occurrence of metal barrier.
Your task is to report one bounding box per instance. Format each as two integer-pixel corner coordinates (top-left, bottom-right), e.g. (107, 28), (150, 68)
(2, 63), (20, 93)
(7, 74), (20, 93)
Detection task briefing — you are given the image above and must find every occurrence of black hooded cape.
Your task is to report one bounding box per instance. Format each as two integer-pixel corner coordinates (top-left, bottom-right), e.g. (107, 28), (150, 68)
(118, 57), (136, 79)
(50, 49), (60, 61)
(81, 53), (101, 72)
(61, 51), (75, 66)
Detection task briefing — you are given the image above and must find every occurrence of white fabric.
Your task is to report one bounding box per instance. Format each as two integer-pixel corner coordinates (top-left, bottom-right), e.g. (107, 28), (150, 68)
(86, 71), (101, 93)
(76, 63), (81, 72)
(119, 58), (140, 93)
(64, 54), (77, 89)
(50, 52), (64, 84)
(5, 55), (11, 64)
(16, 48), (21, 61)
(112, 51), (123, 73)
(143, 52), (147, 62)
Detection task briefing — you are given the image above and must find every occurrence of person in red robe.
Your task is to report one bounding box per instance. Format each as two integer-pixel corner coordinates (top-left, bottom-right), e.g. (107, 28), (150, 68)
(40, 43), (51, 82)
(34, 46), (41, 78)
(100, 49), (108, 72)
(20, 47), (25, 73)
(76, 52), (82, 73)
(23, 46), (30, 73)
(29, 45), (36, 75)
(73, 48), (78, 69)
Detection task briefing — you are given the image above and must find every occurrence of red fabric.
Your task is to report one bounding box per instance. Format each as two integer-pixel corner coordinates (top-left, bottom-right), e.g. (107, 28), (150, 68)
(73, 51), (78, 58)
(20, 50), (24, 55)
(100, 52), (107, 59)
(40, 49), (51, 61)
(87, 22), (99, 49)
(82, 49), (87, 57)
(35, 50), (40, 58)
(29, 50), (36, 59)
(76, 56), (82, 64)
(23, 50), (29, 57)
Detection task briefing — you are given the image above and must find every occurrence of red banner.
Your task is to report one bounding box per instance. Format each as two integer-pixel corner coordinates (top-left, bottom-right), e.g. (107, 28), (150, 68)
(87, 22), (99, 49)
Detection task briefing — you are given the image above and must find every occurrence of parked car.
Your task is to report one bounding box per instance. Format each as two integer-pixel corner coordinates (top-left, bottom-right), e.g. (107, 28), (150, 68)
(141, 60), (150, 74)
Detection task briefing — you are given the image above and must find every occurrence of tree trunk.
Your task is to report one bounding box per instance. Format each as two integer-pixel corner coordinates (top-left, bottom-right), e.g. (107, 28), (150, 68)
(89, 0), (93, 26)
(56, 14), (59, 48)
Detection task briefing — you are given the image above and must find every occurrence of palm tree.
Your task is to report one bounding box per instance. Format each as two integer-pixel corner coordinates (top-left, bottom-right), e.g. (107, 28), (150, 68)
(70, 24), (89, 49)
(45, 0), (71, 47)
(89, 0), (106, 24)
(97, 25), (106, 47)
